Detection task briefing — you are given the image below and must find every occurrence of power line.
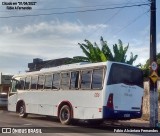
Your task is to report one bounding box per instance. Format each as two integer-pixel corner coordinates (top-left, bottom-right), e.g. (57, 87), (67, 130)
(34, 2), (150, 11)
(0, 3), (149, 19)
(139, 0), (150, 16)
(84, 0), (133, 40)
(0, 2), (150, 12)
(56, 2), (150, 61)
(115, 10), (149, 34)
(48, 2), (149, 59)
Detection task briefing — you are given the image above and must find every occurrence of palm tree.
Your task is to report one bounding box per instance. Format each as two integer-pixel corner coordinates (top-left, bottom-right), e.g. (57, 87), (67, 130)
(78, 39), (107, 62)
(100, 37), (113, 61)
(67, 37), (138, 65)
(67, 39), (107, 64)
(100, 37), (138, 65)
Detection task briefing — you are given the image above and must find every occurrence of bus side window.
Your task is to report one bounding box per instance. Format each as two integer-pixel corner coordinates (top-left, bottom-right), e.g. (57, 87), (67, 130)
(52, 73), (60, 90)
(92, 68), (104, 89)
(61, 72), (70, 90)
(25, 77), (31, 90)
(31, 76), (38, 90)
(44, 74), (53, 89)
(70, 71), (79, 89)
(19, 78), (25, 90)
(80, 70), (92, 89)
(37, 75), (45, 90)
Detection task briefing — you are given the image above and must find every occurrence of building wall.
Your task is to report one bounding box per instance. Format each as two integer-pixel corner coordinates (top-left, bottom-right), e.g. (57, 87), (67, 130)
(0, 73), (12, 93)
(28, 58), (72, 72)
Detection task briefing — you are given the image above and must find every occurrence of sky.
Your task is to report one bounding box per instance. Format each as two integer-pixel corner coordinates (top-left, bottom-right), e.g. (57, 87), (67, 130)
(0, 0), (160, 74)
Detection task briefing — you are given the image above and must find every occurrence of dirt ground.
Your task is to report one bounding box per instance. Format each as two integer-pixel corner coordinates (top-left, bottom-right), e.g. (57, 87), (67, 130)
(119, 119), (149, 127)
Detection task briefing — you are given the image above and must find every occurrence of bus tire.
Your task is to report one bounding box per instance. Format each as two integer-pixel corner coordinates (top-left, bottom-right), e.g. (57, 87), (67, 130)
(19, 103), (28, 118)
(59, 105), (72, 125)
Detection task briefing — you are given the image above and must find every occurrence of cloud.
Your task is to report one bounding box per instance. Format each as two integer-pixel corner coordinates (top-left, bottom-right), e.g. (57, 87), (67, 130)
(127, 39), (149, 65)
(19, 21), (108, 36)
(0, 26), (13, 34)
(157, 42), (160, 54)
(22, 21), (83, 35)
(0, 0), (159, 75)
(0, 21), (108, 39)
(0, 20), (108, 74)
(0, 52), (34, 74)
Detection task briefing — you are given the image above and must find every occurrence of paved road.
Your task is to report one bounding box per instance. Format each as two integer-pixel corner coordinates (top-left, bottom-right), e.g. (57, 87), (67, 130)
(0, 109), (159, 136)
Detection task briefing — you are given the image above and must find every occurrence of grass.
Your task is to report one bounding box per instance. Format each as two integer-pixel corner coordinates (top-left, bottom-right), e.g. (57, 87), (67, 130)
(142, 114), (149, 121)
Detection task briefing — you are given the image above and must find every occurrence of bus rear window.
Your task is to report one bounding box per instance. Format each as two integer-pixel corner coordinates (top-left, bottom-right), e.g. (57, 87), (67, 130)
(107, 63), (143, 88)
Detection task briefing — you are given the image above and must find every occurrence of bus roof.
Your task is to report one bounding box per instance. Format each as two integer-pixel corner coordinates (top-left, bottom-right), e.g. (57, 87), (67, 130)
(12, 61), (134, 78)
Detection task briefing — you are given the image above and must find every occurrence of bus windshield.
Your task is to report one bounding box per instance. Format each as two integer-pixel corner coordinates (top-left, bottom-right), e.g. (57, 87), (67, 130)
(107, 63), (143, 87)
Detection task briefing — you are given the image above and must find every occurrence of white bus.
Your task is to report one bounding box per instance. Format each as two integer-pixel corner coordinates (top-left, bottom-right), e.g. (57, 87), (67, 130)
(8, 61), (144, 125)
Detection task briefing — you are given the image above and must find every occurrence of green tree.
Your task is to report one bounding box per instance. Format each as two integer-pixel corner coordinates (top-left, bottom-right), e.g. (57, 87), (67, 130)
(100, 37), (138, 65)
(67, 39), (107, 63)
(67, 37), (138, 65)
(141, 53), (160, 78)
(78, 39), (107, 62)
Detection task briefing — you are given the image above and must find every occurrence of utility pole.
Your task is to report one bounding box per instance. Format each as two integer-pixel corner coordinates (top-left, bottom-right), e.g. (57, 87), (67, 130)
(149, 0), (158, 127)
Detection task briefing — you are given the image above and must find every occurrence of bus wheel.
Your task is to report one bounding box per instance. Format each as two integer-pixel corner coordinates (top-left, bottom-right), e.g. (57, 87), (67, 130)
(19, 103), (28, 118)
(59, 105), (72, 125)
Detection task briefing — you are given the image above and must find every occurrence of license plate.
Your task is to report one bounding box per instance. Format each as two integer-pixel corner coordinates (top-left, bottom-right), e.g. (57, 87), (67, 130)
(124, 114), (130, 117)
